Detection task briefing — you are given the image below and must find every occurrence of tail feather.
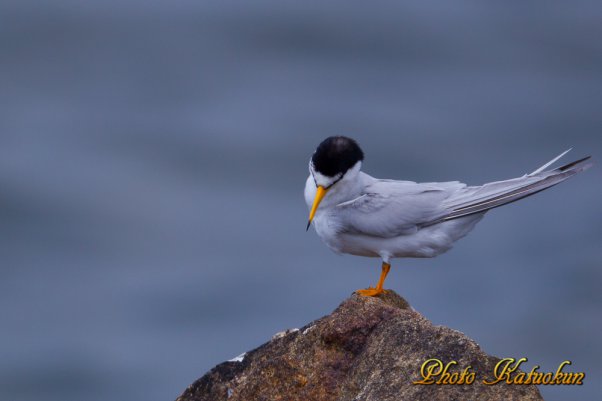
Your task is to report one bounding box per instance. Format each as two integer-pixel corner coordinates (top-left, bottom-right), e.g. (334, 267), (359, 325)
(440, 152), (592, 222)
(558, 156), (592, 172)
(528, 148), (572, 176)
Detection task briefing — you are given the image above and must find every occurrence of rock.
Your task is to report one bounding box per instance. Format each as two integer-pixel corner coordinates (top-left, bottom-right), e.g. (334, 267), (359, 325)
(176, 291), (543, 401)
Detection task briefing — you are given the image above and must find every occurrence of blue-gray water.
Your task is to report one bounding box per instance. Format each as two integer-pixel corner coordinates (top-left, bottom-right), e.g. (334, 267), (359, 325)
(1, 2), (600, 401)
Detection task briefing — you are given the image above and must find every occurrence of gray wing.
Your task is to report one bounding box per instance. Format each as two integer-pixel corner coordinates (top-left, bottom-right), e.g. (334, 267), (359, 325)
(335, 180), (465, 238)
(336, 151), (592, 237)
(435, 153), (592, 224)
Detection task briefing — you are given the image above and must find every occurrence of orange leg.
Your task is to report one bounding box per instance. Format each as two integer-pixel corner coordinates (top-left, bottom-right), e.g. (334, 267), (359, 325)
(355, 262), (391, 297)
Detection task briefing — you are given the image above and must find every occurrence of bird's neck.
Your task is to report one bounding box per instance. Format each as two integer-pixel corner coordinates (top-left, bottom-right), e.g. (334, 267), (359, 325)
(321, 172), (367, 208)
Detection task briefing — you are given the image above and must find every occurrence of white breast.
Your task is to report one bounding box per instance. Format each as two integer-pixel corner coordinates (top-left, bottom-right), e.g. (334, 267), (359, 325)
(313, 211), (485, 261)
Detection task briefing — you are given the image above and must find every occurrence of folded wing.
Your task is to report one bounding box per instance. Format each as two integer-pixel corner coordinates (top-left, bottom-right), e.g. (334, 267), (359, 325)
(436, 152), (592, 224)
(335, 151), (592, 237)
(335, 180), (464, 238)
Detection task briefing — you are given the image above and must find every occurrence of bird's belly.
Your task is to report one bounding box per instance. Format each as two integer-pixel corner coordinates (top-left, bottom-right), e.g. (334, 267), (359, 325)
(338, 232), (448, 259)
(314, 218), (429, 258)
(317, 213), (485, 260)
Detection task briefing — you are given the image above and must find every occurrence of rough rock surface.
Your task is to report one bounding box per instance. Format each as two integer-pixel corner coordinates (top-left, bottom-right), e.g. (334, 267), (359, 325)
(176, 291), (543, 401)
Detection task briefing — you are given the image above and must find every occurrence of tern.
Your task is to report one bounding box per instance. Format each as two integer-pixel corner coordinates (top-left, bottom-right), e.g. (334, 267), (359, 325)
(305, 136), (591, 296)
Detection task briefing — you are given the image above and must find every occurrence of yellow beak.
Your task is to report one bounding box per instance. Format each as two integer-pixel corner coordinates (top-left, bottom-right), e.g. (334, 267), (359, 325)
(306, 185), (328, 231)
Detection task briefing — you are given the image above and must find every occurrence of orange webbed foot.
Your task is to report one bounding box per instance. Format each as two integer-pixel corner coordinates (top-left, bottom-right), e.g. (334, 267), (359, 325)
(356, 262), (392, 297)
(355, 287), (387, 297)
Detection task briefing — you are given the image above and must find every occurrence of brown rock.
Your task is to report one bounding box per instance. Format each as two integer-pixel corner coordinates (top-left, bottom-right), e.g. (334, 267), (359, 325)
(176, 291), (543, 401)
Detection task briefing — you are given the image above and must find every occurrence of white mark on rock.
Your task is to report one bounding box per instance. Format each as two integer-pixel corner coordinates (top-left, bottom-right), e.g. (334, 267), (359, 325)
(272, 328), (299, 340)
(228, 352), (246, 363)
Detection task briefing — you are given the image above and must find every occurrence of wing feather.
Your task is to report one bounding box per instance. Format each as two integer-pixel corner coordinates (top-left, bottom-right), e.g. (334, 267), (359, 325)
(334, 152), (591, 236)
(434, 154), (592, 224)
(335, 180), (463, 238)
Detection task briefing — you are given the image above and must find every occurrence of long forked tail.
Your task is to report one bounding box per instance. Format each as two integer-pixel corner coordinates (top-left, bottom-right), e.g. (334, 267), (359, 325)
(440, 150), (592, 222)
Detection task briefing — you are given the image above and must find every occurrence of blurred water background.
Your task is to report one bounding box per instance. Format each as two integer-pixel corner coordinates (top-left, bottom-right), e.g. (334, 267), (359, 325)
(1, 1), (601, 400)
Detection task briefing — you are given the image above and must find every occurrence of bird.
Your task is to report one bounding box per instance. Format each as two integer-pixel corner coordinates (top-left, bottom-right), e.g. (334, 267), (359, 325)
(304, 136), (592, 297)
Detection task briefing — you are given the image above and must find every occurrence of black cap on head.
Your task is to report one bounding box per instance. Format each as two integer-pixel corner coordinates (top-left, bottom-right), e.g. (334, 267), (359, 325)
(311, 136), (364, 177)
